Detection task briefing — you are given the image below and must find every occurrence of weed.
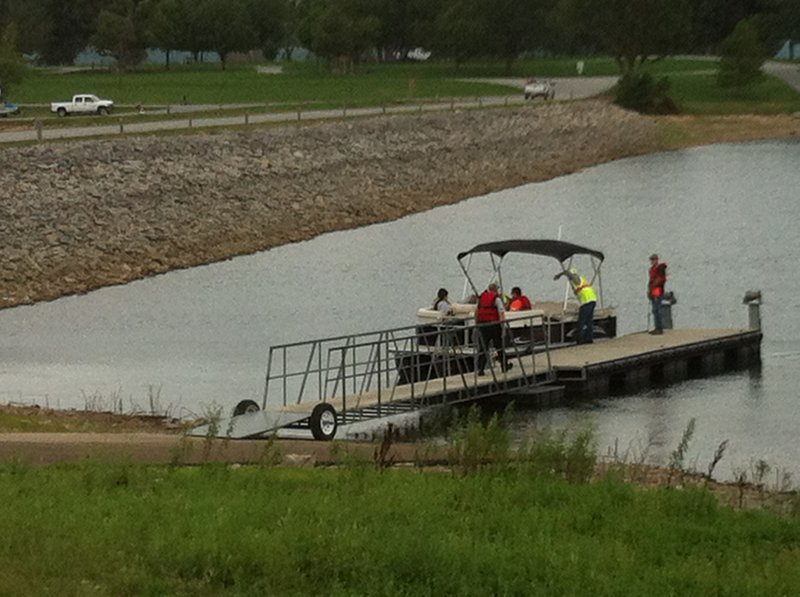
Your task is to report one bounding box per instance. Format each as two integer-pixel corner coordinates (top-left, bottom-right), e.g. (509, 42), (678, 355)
(706, 439), (729, 482)
(373, 423), (396, 471)
(518, 426), (597, 483)
(668, 418), (696, 485)
(447, 405), (511, 475)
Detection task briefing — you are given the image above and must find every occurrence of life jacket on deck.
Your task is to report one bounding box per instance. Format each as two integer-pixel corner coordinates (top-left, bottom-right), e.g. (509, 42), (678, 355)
(509, 296), (532, 311)
(476, 290), (501, 322)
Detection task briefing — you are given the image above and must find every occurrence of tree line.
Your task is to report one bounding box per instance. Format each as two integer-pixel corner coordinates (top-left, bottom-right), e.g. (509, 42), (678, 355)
(0, 0), (799, 74)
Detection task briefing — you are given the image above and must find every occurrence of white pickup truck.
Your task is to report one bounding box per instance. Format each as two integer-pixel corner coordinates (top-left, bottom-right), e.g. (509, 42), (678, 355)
(50, 94), (114, 117)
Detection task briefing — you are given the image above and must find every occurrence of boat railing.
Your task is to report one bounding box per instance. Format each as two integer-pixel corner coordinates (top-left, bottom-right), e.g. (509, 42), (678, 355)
(261, 314), (555, 418)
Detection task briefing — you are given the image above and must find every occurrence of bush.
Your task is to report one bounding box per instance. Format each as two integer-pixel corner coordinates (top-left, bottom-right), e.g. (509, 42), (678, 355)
(614, 72), (679, 114)
(718, 19), (766, 88)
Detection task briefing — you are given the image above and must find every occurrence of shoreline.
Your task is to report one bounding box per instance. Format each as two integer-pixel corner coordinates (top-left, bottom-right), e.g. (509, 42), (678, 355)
(1, 101), (799, 311)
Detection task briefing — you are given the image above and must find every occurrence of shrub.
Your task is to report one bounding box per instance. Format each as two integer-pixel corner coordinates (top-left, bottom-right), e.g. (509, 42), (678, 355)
(615, 72), (679, 114)
(718, 19), (766, 88)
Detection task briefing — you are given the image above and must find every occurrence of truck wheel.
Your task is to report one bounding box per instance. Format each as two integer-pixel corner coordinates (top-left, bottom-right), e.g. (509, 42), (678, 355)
(524, 93), (530, 100)
(232, 399), (260, 416)
(57, 107), (67, 117)
(309, 403), (337, 441)
(98, 106), (108, 115)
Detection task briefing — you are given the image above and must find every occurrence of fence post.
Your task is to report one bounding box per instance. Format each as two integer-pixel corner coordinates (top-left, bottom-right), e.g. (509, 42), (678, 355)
(166, 105), (171, 115)
(244, 113), (249, 126)
(118, 118), (123, 134)
(343, 103), (347, 117)
(35, 119), (43, 142)
(297, 109), (301, 121)
(188, 117), (193, 128)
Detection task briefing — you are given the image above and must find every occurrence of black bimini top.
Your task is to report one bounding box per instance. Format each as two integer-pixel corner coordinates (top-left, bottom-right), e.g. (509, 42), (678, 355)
(457, 239), (604, 264)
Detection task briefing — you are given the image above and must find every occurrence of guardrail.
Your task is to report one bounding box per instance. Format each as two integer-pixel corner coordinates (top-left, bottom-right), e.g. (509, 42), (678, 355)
(261, 314), (555, 421)
(0, 95), (529, 144)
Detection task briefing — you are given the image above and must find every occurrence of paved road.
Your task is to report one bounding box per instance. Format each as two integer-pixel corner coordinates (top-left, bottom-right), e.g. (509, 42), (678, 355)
(764, 60), (800, 93)
(464, 75), (617, 99)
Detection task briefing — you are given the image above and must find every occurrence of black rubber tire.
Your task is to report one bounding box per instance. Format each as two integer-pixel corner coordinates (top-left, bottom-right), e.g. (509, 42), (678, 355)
(309, 403), (337, 441)
(57, 107), (67, 117)
(98, 106), (108, 115)
(232, 399), (260, 416)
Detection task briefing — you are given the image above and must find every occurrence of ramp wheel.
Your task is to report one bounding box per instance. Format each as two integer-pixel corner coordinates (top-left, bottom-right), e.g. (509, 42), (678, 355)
(310, 403), (337, 441)
(233, 399), (260, 416)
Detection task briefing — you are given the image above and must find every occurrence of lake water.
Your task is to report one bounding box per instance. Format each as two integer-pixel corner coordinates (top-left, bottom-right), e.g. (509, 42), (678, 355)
(2, 140), (799, 480)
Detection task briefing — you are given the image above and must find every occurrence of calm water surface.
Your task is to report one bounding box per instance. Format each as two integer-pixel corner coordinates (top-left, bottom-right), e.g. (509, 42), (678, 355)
(1, 140), (798, 479)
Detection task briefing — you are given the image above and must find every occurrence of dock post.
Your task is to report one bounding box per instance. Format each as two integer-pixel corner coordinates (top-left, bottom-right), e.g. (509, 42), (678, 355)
(661, 291), (676, 329)
(743, 290), (762, 330)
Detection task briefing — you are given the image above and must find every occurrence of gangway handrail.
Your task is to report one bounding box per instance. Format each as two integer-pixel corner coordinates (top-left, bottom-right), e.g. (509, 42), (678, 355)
(262, 313), (554, 416)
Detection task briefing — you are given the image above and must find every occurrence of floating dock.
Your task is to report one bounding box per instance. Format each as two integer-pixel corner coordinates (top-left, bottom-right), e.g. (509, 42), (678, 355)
(191, 314), (762, 440)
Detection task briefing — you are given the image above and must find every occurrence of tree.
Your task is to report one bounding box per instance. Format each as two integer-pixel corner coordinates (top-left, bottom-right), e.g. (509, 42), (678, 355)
(562, 0), (692, 76)
(718, 19), (767, 87)
(0, 0), (50, 55)
(688, 0), (779, 52)
(195, 0), (258, 68)
(91, 1), (147, 70)
(430, 0), (486, 65)
(308, 0), (380, 71)
(141, 0), (184, 68)
(248, 0), (290, 60)
(0, 25), (25, 99)
(482, 0), (540, 74)
(40, 0), (104, 65)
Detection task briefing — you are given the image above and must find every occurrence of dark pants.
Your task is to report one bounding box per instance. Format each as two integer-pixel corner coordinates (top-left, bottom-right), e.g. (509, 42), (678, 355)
(577, 301), (596, 343)
(651, 296), (663, 330)
(476, 322), (508, 373)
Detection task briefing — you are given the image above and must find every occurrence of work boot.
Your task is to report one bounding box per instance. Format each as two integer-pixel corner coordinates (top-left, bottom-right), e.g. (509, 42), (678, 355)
(649, 328), (663, 335)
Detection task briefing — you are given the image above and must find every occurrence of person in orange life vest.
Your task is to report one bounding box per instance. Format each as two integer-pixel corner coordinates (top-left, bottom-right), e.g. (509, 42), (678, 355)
(553, 267), (597, 344)
(475, 282), (513, 376)
(648, 254), (667, 335)
(507, 286), (532, 311)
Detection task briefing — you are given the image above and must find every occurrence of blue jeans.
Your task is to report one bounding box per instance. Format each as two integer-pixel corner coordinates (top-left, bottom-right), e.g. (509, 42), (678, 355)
(651, 297), (663, 330)
(577, 301), (596, 343)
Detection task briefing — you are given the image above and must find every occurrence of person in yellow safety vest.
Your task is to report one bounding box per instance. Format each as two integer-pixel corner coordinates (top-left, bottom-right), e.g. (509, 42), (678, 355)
(553, 267), (597, 344)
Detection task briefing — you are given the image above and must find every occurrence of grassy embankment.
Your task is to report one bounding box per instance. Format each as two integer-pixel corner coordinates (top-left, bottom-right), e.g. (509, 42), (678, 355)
(2, 423), (800, 595)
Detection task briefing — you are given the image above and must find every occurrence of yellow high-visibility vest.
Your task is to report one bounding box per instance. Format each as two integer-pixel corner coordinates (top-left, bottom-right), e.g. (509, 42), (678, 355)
(571, 276), (597, 305)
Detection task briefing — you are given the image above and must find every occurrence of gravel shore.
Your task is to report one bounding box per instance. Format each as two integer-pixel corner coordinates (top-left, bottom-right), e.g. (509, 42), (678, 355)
(0, 100), (660, 309)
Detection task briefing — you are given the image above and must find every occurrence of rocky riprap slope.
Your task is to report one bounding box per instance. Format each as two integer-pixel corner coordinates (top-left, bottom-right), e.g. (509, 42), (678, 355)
(0, 100), (659, 308)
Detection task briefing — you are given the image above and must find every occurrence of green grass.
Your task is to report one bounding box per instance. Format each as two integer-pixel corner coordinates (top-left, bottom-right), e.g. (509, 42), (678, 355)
(1, 461), (799, 594)
(669, 71), (800, 114)
(9, 57), (715, 106)
(10, 62), (511, 106)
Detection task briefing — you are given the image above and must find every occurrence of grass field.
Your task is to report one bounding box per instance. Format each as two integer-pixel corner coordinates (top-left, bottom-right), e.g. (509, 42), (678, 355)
(668, 71), (800, 114)
(1, 460), (799, 595)
(9, 57), (714, 106)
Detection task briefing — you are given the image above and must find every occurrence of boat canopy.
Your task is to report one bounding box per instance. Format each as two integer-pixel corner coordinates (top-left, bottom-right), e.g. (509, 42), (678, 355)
(456, 239), (606, 308)
(457, 239), (604, 265)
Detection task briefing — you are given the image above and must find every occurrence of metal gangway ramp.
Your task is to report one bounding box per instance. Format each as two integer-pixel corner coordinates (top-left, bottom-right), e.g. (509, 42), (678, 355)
(190, 315), (556, 440)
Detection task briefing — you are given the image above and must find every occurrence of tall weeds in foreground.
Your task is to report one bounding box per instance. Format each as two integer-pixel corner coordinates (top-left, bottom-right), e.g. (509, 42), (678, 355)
(446, 405), (597, 482)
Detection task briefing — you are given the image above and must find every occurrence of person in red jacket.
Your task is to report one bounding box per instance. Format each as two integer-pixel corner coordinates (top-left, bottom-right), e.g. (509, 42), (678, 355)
(648, 254), (668, 334)
(475, 283), (512, 375)
(507, 286), (532, 311)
